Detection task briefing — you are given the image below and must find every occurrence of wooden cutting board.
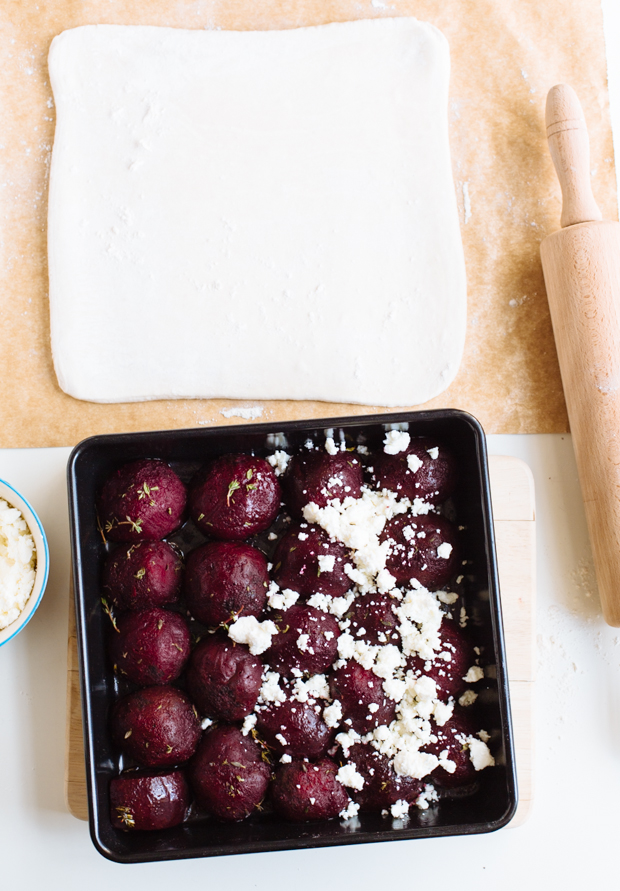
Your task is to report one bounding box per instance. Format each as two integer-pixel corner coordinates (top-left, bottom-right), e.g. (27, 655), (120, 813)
(64, 454), (536, 826)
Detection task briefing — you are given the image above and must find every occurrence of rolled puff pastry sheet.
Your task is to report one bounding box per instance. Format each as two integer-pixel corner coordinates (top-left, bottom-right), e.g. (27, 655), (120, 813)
(47, 19), (466, 406)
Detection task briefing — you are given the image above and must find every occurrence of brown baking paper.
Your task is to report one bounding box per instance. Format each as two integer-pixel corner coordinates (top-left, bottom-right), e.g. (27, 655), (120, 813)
(0, 0), (616, 447)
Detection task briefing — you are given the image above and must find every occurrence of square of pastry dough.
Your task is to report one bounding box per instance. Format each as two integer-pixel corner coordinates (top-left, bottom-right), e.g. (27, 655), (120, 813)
(48, 19), (466, 405)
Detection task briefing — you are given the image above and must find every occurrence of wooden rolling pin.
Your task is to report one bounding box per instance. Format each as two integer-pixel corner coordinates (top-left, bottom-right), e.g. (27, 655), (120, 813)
(541, 83), (620, 627)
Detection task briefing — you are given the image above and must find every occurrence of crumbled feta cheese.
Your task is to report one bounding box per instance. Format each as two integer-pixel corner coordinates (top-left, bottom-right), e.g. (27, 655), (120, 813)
(466, 736), (495, 771)
(383, 430), (411, 455)
(297, 532), (308, 541)
(390, 799), (410, 819)
(437, 591), (458, 605)
(337, 763), (365, 790)
(0, 499), (36, 631)
(463, 665), (484, 683)
(323, 699), (343, 728)
(436, 542), (453, 559)
(336, 727), (361, 755)
(259, 671), (287, 704)
(459, 690), (478, 707)
(241, 714), (257, 736)
(426, 447), (439, 459)
(267, 449), (291, 476)
(228, 616), (278, 655)
(201, 717), (213, 730)
(356, 445), (369, 456)
(280, 754), (292, 764)
(275, 733), (288, 747)
(267, 584), (299, 611)
(292, 674), (330, 703)
(325, 437), (339, 455)
(416, 784), (439, 810)
(406, 453), (423, 473)
(317, 554), (336, 573)
(297, 633), (311, 652)
(339, 800), (360, 820)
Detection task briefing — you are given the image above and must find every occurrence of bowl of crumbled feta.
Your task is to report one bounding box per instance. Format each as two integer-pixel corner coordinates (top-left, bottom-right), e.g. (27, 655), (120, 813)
(0, 479), (49, 647)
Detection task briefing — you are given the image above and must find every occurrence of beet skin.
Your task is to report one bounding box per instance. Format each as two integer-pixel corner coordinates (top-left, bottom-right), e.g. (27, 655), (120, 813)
(282, 450), (363, 518)
(184, 540), (269, 627)
(98, 459), (187, 542)
(265, 605), (340, 677)
(271, 758), (349, 822)
(102, 541), (183, 611)
(272, 524), (351, 598)
(110, 769), (190, 831)
(109, 608), (191, 686)
(186, 636), (263, 722)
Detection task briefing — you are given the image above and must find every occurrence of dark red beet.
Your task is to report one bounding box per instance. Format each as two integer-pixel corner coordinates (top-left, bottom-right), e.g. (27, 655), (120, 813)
(98, 459), (187, 542)
(189, 725), (271, 821)
(271, 757), (349, 822)
(188, 454), (280, 540)
(407, 619), (475, 700)
(256, 698), (333, 759)
(329, 662), (395, 734)
(102, 541), (183, 611)
(272, 524), (351, 598)
(346, 743), (424, 812)
(345, 593), (400, 646)
(186, 636), (263, 722)
(110, 769), (190, 831)
(110, 686), (201, 768)
(109, 608), (191, 686)
(424, 709), (480, 788)
(381, 513), (460, 590)
(369, 437), (457, 505)
(282, 451), (363, 518)
(184, 540), (269, 627)
(265, 605), (340, 677)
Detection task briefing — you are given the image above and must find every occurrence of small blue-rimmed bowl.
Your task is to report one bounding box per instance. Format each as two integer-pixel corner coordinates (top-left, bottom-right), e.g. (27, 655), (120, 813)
(0, 478), (49, 648)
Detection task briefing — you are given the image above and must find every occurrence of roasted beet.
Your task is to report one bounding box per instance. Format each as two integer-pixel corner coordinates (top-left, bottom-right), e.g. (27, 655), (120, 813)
(265, 605), (340, 677)
(188, 454), (280, 540)
(282, 450), (363, 518)
(272, 524), (351, 598)
(189, 725), (271, 821)
(346, 743), (424, 812)
(110, 769), (190, 831)
(407, 619), (475, 700)
(102, 541), (183, 611)
(329, 662), (395, 734)
(381, 513), (460, 590)
(184, 540), (269, 627)
(110, 686), (201, 768)
(98, 459), (187, 542)
(345, 593), (400, 646)
(256, 698), (333, 759)
(424, 709), (482, 789)
(109, 608), (191, 686)
(271, 757), (349, 822)
(186, 636), (263, 721)
(369, 437), (457, 505)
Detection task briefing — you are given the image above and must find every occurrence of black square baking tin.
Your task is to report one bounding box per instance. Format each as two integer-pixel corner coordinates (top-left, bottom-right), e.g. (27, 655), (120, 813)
(67, 409), (517, 863)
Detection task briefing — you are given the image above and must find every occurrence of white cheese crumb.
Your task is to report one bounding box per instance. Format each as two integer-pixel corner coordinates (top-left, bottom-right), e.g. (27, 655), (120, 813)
(297, 532), (308, 541)
(390, 799), (410, 819)
(337, 763), (365, 790)
(267, 449), (291, 476)
(228, 616), (278, 655)
(201, 717), (213, 730)
(280, 754), (292, 763)
(356, 445), (369, 456)
(459, 689), (478, 707)
(339, 800), (361, 820)
(297, 633), (311, 652)
(437, 591), (458, 605)
(406, 453), (423, 473)
(463, 665), (484, 683)
(0, 498), (36, 630)
(466, 736), (495, 771)
(241, 714), (257, 736)
(259, 671), (286, 704)
(317, 554), (336, 573)
(323, 699), (343, 728)
(416, 784), (439, 810)
(325, 437), (339, 455)
(383, 430), (411, 454)
(436, 542), (453, 559)
(267, 583), (299, 611)
(426, 447), (439, 460)
(275, 733), (288, 747)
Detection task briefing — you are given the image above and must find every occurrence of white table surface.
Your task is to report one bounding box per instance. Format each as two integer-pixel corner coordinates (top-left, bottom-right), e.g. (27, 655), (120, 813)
(4, 3), (620, 888)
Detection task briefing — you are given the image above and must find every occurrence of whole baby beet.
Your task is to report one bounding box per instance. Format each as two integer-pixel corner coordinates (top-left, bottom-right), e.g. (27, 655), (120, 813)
(381, 513), (460, 590)
(110, 686), (201, 768)
(281, 450), (364, 518)
(369, 437), (458, 505)
(265, 605), (340, 677)
(98, 459), (187, 542)
(329, 661), (396, 734)
(344, 593), (400, 646)
(271, 758), (350, 822)
(256, 698), (333, 759)
(346, 743), (424, 812)
(189, 725), (271, 821)
(272, 524), (351, 598)
(110, 769), (190, 831)
(102, 541), (183, 611)
(184, 540), (269, 627)
(424, 709), (481, 789)
(188, 454), (281, 540)
(407, 619), (475, 700)
(109, 608), (191, 686)
(186, 636), (263, 721)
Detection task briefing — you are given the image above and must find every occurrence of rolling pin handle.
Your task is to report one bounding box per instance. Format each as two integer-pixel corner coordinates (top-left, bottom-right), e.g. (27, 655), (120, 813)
(545, 84), (603, 228)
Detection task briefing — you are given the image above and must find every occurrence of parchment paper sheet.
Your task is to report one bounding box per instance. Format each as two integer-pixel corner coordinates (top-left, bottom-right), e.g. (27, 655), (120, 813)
(0, 0), (616, 447)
